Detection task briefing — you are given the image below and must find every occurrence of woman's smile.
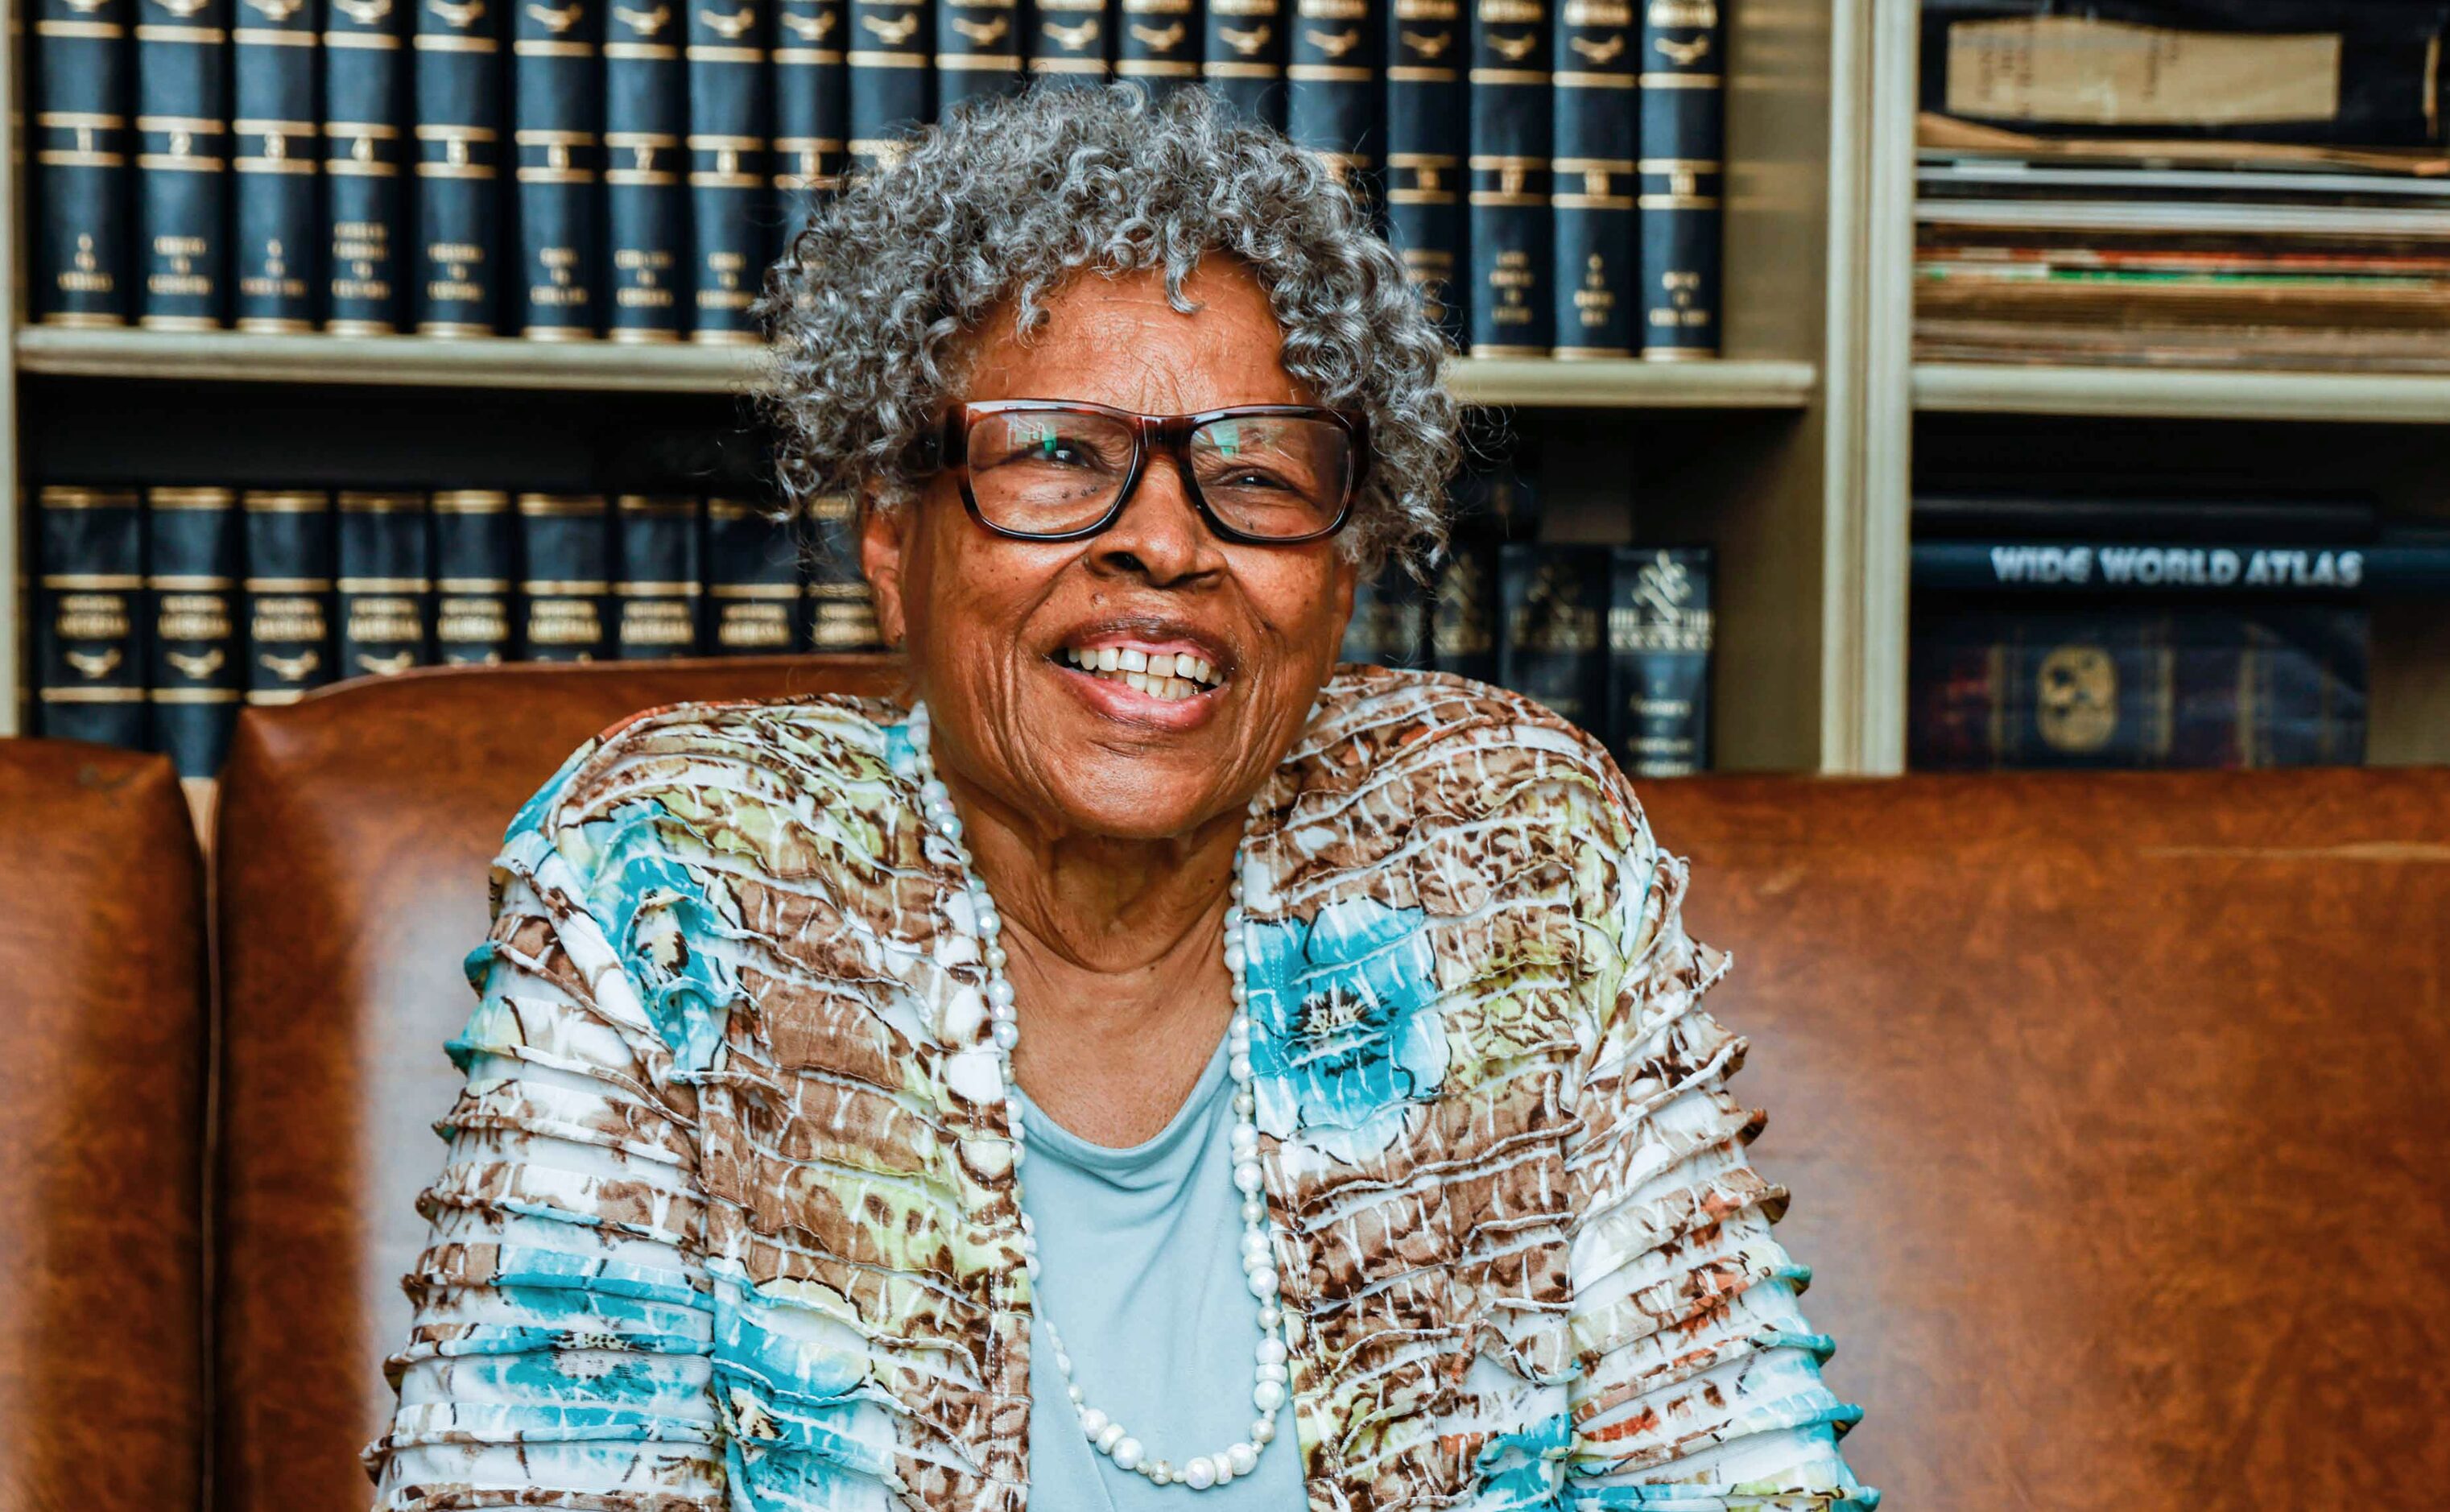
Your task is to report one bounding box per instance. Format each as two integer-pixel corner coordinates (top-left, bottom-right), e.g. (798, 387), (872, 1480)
(1049, 619), (1236, 726)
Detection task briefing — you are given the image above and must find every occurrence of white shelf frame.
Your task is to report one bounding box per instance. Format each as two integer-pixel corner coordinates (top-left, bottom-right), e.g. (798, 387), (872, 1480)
(1915, 362), (2450, 425)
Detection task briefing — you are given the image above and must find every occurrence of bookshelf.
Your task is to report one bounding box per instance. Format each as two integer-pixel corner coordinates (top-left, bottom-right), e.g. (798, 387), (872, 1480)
(2, 0), (1905, 774)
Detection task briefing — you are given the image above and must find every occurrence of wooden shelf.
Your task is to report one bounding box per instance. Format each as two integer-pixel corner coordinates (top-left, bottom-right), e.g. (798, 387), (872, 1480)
(13, 326), (1818, 408)
(1915, 363), (2450, 425)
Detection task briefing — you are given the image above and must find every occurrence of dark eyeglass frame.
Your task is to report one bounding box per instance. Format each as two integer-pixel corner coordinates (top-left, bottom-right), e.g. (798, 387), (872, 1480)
(911, 398), (1370, 546)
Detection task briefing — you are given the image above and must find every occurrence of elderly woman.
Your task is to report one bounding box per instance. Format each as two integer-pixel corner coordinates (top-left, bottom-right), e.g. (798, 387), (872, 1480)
(366, 84), (1876, 1511)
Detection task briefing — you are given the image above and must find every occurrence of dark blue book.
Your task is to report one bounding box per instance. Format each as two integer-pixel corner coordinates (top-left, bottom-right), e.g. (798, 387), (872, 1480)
(1607, 544), (1711, 776)
(432, 489), (515, 665)
(144, 487), (243, 779)
(1339, 556), (1427, 669)
(802, 489), (881, 649)
(1204, 0), (1287, 125)
(614, 494), (704, 657)
(233, 0), (317, 332)
(1551, 0), (1633, 356)
(35, 487), (149, 749)
(772, 0), (849, 226)
(1428, 535), (1498, 685)
(31, 0), (134, 325)
(322, 0), (407, 331)
(514, 0), (604, 337)
(415, 0), (502, 333)
(688, 0), (771, 342)
(937, 0), (1023, 108)
(517, 492), (613, 660)
(336, 490), (432, 680)
(242, 489), (337, 708)
(1636, 0), (1720, 358)
(847, 0), (930, 171)
(1287, 0), (1379, 203)
(1497, 541), (1607, 729)
(706, 494), (804, 653)
(1027, 0), (1109, 85)
(1465, 0), (1548, 354)
(134, 0), (230, 327)
(605, 0), (687, 339)
(1116, 0), (1197, 97)
(1383, 0), (1465, 343)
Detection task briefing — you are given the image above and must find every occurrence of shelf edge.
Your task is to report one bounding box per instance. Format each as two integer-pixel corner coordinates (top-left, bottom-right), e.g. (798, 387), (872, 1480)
(1915, 362), (2450, 424)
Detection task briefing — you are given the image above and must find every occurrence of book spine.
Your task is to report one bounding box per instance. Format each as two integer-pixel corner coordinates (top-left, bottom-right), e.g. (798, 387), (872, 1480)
(336, 490), (433, 678)
(936, 0), (1022, 109)
(605, 0), (688, 339)
(1204, 0), (1287, 126)
(2236, 606), (2368, 767)
(1427, 535), (1498, 684)
(1607, 543), (1710, 775)
(1912, 540), (2402, 595)
(517, 492), (613, 659)
(144, 486), (244, 779)
(1338, 557), (1427, 668)
(772, 0), (849, 227)
(1287, 0), (1379, 204)
(1496, 541), (1607, 729)
(1465, 0), (1549, 355)
(414, 0), (503, 333)
(323, 0), (407, 332)
(431, 488), (516, 663)
(1384, 0), (1465, 343)
(1636, 0), (1720, 359)
(35, 486), (149, 749)
(847, 0), (931, 171)
(135, 0), (230, 328)
(705, 495), (805, 653)
(514, 0), (603, 337)
(614, 494), (704, 657)
(32, 0), (135, 325)
(688, 0), (771, 342)
(1551, 0), (1633, 356)
(232, 0), (316, 332)
(1115, 0), (1196, 97)
(802, 489), (882, 650)
(242, 489), (338, 707)
(1027, 0), (1109, 86)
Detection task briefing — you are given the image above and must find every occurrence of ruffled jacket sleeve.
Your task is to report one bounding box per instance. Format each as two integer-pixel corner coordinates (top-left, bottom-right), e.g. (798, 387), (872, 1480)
(1560, 775), (1879, 1510)
(362, 743), (729, 1510)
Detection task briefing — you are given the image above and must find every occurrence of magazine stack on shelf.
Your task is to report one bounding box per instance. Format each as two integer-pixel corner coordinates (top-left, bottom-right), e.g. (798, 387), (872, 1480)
(1914, 0), (2450, 370)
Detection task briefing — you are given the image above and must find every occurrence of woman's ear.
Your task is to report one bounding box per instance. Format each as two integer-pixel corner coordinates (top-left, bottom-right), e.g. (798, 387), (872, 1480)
(858, 485), (911, 650)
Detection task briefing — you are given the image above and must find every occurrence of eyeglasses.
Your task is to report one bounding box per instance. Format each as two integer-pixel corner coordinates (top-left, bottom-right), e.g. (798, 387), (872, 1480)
(913, 399), (1368, 545)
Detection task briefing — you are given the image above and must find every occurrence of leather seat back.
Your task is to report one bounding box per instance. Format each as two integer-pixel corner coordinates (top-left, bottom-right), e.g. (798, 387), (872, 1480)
(0, 740), (207, 1512)
(211, 655), (904, 1512)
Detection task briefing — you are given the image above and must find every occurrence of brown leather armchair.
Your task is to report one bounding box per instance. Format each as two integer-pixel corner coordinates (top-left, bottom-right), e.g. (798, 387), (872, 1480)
(208, 659), (2450, 1511)
(0, 740), (207, 1512)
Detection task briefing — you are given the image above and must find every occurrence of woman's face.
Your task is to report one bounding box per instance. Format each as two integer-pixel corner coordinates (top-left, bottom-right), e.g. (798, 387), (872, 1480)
(862, 258), (1357, 845)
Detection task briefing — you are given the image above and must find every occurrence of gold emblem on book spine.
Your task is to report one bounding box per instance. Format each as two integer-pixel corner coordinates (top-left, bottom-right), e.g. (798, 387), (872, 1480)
(952, 14), (1007, 42)
(1043, 15), (1096, 48)
(700, 3), (754, 35)
(1130, 19), (1182, 45)
(1217, 22), (1268, 54)
(1303, 24), (1357, 55)
(614, 2), (669, 32)
(1487, 30), (1535, 60)
(64, 647), (123, 679)
(1651, 31), (1707, 65)
(780, 4), (834, 37)
(166, 647), (228, 678)
(1568, 31), (1622, 62)
(860, 9), (917, 43)
(333, 0), (393, 24)
(527, 0), (583, 28)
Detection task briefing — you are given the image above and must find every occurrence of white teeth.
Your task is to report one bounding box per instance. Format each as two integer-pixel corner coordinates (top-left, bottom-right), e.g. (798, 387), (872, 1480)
(1097, 647), (1120, 671)
(1060, 644), (1225, 696)
(1119, 648), (1148, 672)
(1147, 652), (1175, 678)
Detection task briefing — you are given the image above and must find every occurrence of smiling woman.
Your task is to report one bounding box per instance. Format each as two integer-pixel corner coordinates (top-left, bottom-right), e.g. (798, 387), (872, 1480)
(362, 81), (1879, 1512)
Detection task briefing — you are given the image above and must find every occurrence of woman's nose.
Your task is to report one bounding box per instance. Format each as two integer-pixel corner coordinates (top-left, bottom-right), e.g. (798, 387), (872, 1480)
(1087, 458), (1220, 586)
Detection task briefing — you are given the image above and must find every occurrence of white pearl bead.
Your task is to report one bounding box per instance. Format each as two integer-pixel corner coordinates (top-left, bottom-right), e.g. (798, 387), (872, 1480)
(986, 943), (1008, 970)
(1213, 1458), (1235, 1485)
(1247, 1267), (1279, 1299)
(1232, 1160), (1262, 1193)
(1112, 1438), (1143, 1471)
(1257, 1304), (1280, 1328)
(1242, 1198), (1266, 1225)
(1252, 1416), (1275, 1445)
(1254, 1380), (1286, 1412)
(1229, 1053), (1252, 1080)
(1151, 1462), (1173, 1485)
(1068, 1384), (1085, 1404)
(1240, 1230), (1270, 1259)
(1259, 1361), (1289, 1384)
(1223, 944), (1245, 972)
(1228, 1442), (1259, 1476)
(987, 977), (1015, 1008)
(920, 779), (948, 804)
(1257, 1337), (1287, 1366)
(1097, 1422), (1125, 1454)
(977, 908), (1002, 939)
(989, 1001), (1016, 1023)
(992, 1022), (1018, 1050)
(1079, 1407), (1109, 1439)
(1183, 1456), (1217, 1489)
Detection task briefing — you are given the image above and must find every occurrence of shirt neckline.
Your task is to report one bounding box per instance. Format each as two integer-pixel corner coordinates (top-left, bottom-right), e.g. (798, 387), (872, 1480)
(1013, 1030), (1233, 1175)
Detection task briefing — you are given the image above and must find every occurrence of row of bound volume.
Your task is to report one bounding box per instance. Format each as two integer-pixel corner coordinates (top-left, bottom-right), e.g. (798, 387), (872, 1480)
(30, 484), (882, 779)
(28, 0), (1729, 355)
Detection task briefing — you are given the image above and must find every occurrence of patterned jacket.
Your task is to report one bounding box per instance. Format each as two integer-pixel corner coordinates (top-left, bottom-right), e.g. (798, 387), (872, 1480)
(365, 667), (1879, 1511)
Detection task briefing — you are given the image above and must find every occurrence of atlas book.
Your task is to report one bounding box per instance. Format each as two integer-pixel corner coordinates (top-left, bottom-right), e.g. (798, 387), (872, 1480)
(606, 0), (688, 339)
(232, 0), (317, 331)
(614, 493), (706, 656)
(415, 0), (506, 334)
(1384, 0), (1467, 342)
(707, 494), (807, 652)
(772, 0), (849, 219)
(1465, 0), (1551, 354)
(1607, 543), (1711, 776)
(688, 0), (773, 341)
(1204, 0), (1288, 126)
(432, 489), (518, 664)
(1551, 0), (1635, 356)
(324, 0), (409, 331)
(517, 492), (614, 659)
(1636, 0), (1723, 357)
(514, 0), (604, 337)
(1496, 542), (1609, 729)
(336, 490), (433, 679)
(847, 0), (932, 170)
(135, 0), (230, 327)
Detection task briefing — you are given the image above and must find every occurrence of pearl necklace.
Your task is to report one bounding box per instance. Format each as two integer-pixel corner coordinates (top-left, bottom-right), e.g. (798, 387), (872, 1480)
(905, 700), (1289, 1493)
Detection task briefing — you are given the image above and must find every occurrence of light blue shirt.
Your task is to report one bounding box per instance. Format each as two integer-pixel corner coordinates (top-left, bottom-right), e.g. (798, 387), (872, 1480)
(1017, 1033), (1309, 1510)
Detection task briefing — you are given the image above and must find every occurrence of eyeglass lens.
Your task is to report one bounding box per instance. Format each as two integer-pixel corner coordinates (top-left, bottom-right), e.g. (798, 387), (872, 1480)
(965, 408), (1353, 539)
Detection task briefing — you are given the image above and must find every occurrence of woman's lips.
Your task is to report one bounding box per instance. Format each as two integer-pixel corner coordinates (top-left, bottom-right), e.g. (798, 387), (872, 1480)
(1048, 654), (1227, 729)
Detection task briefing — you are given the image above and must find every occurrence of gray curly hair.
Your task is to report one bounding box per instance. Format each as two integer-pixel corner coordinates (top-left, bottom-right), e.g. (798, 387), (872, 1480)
(754, 81), (1462, 572)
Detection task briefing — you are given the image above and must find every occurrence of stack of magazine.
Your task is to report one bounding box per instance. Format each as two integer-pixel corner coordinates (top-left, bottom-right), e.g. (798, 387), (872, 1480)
(1914, 0), (2450, 370)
